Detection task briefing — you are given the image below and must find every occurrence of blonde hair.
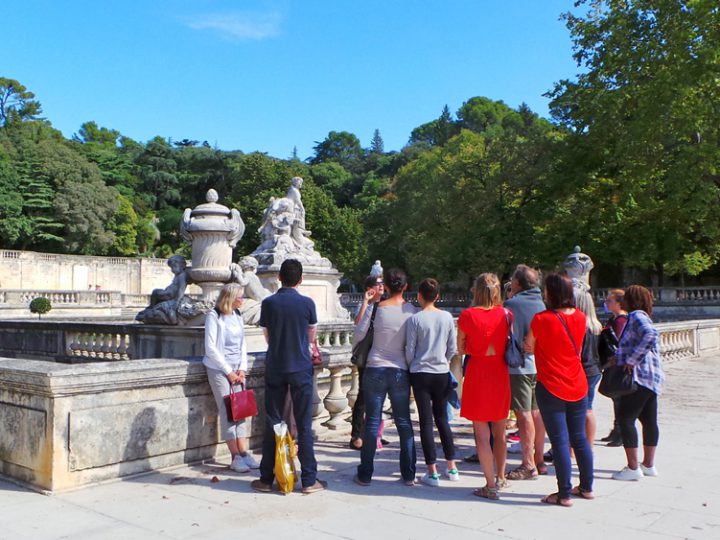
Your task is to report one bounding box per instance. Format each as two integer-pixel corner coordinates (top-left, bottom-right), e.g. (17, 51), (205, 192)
(574, 290), (602, 334)
(472, 273), (502, 308)
(215, 283), (244, 315)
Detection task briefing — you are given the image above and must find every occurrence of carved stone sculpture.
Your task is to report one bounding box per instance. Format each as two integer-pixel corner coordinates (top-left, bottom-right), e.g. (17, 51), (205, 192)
(251, 177), (331, 268)
(180, 189), (245, 298)
(229, 256), (272, 324)
(563, 245), (594, 292)
(136, 256), (194, 325)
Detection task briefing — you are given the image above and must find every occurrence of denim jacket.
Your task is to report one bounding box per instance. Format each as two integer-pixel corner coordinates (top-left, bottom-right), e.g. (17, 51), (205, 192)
(616, 310), (664, 395)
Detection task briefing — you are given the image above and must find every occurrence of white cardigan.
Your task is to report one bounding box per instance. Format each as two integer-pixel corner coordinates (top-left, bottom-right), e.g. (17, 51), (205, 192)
(202, 309), (248, 375)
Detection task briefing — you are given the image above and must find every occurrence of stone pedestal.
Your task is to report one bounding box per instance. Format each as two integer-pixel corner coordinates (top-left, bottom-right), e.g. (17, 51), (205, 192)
(256, 266), (349, 322)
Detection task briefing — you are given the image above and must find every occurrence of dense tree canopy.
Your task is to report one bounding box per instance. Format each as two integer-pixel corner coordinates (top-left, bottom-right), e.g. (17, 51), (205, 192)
(1, 3), (718, 286)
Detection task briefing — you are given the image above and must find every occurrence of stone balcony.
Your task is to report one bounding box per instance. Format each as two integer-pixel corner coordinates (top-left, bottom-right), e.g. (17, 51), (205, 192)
(1, 317), (719, 493)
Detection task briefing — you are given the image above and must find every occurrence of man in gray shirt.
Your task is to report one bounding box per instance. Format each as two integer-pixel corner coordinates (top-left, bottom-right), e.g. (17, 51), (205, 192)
(504, 265), (548, 479)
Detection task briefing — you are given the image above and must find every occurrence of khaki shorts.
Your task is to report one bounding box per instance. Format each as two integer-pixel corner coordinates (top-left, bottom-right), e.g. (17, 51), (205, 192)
(510, 374), (538, 412)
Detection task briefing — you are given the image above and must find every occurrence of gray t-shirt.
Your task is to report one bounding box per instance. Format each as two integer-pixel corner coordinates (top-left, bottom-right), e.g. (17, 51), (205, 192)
(355, 302), (418, 370)
(503, 287), (546, 375)
(405, 309), (457, 374)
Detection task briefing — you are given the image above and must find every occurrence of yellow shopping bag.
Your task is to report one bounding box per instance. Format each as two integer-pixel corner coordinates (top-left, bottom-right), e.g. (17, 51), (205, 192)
(273, 421), (297, 494)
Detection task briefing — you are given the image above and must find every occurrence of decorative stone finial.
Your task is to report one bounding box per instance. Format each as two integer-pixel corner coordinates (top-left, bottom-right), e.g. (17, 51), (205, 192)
(563, 246), (593, 292)
(206, 189), (219, 203)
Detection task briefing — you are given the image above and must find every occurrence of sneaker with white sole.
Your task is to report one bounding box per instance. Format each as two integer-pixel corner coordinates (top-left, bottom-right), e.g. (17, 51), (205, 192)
(421, 473), (440, 487)
(612, 466), (643, 481)
(242, 453), (260, 469)
(639, 464), (658, 477)
(446, 468), (460, 481)
(230, 455), (250, 473)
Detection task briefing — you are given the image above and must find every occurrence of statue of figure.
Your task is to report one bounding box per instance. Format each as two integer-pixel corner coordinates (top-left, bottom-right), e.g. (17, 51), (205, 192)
(287, 176), (306, 230)
(136, 256), (191, 325)
(563, 246), (594, 293)
(229, 256), (272, 324)
(370, 260), (383, 277)
(250, 178), (330, 268)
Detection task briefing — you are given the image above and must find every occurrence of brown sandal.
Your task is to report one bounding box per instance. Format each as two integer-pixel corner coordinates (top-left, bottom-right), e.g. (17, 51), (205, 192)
(571, 486), (595, 500)
(473, 486), (499, 500)
(506, 465), (538, 480)
(541, 492), (573, 507)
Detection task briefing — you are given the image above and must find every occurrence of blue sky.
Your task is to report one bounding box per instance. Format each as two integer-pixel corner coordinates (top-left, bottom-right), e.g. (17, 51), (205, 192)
(5, 1), (580, 160)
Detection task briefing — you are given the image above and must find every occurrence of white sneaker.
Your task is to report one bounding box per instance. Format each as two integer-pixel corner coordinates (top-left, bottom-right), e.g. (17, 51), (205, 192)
(421, 473), (440, 487)
(640, 463), (658, 477)
(230, 455), (250, 473)
(508, 442), (522, 454)
(242, 453), (260, 469)
(612, 466), (643, 481)
(446, 468), (460, 482)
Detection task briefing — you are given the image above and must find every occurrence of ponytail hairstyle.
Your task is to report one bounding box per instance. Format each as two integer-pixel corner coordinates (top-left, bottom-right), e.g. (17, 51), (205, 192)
(384, 268), (407, 295)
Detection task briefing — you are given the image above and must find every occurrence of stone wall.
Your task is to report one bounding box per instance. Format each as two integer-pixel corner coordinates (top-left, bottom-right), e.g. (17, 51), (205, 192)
(0, 249), (173, 294)
(0, 357), (263, 492)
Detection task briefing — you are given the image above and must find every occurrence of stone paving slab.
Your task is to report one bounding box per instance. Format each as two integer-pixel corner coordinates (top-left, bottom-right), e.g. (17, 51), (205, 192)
(2, 354), (719, 540)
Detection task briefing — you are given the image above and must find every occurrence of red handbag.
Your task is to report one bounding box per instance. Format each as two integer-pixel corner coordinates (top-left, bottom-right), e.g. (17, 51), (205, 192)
(311, 340), (323, 366)
(223, 384), (258, 422)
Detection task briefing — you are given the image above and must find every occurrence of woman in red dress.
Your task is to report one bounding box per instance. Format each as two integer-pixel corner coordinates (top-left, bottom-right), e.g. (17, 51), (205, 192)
(458, 273), (511, 500)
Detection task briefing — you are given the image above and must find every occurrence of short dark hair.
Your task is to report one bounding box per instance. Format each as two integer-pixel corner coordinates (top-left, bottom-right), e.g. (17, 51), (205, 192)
(384, 268), (407, 295)
(279, 259), (303, 287)
(622, 285), (653, 316)
(364, 275), (382, 289)
(418, 278), (440, 303)
(512, 264), (539, 291)
(544, 273), (575, 310)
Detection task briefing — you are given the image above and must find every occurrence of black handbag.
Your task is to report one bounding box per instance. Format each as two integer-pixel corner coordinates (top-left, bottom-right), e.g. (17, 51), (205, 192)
(503, 309), (525, 368)
(350, 303), (378, 369)
(599, 365), (637, 398)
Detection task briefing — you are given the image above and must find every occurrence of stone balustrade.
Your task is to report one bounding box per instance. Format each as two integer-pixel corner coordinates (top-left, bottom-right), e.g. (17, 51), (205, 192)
(1, 317), (718, 492)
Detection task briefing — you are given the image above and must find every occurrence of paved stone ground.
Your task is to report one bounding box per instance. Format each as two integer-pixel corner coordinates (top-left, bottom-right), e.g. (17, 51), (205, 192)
(2, 355), (719, 540)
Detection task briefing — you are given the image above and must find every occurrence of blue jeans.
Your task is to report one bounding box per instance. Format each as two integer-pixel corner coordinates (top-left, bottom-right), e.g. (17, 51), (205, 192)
(536, 382), (593, 499)
(259, 368), (317, 488)
(357, 367), (416, 482)
(586, 373), (602, 410)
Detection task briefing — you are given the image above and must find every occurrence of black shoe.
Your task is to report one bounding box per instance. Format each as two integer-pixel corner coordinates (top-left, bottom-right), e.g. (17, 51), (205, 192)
(606, 436), (623, 447)
(601, 428), (619, 442)
(463, 453), (479, 463)
(380, 438), (390, 446)
(543, 450), (554, 463)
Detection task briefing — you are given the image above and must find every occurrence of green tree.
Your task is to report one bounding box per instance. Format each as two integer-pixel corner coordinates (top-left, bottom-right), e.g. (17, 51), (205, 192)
(107, 194), (139, 255)
(547, 0), (720, 282)
(408, 105), (460, 147)
(310, 131), (364, 171)
(137, 137), (180, 210)
(0, 78), (42, 127)
(370, 129), (384, 154)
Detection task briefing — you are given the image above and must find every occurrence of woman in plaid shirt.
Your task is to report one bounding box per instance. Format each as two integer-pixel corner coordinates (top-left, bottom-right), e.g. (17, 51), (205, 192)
(612, 285), (665, 481)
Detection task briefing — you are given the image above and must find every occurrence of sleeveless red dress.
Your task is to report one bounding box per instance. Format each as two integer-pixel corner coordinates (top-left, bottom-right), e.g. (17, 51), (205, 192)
(458, 306), (511, 422)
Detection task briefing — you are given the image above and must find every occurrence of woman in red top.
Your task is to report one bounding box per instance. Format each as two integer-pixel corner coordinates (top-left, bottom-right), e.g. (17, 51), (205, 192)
(526, 273), (594, 507)
(458, 273), (511, 500)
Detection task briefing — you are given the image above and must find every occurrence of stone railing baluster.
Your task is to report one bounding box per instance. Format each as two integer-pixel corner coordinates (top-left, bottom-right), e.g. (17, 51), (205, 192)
(322, 366), (349, 430)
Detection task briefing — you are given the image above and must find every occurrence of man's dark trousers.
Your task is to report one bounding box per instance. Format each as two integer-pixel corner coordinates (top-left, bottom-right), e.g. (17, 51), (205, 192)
(259, 367), (317, 488)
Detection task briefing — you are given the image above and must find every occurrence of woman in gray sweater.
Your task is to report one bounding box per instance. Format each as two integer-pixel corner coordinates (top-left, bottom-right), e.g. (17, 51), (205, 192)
(405, 278), (458, 486)
(354, 269), (418, 486)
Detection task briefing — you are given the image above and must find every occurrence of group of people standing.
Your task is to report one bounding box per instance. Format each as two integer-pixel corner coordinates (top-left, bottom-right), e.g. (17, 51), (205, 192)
(200, 258), (665, 504)
(348, 264), (665, 506)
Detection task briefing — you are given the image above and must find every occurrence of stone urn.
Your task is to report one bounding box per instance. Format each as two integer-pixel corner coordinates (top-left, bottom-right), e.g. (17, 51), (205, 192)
(180, 189), (245, 300)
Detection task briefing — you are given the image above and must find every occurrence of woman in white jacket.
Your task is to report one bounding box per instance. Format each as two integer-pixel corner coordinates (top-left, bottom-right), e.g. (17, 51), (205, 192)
(203, 283), (258, 472)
